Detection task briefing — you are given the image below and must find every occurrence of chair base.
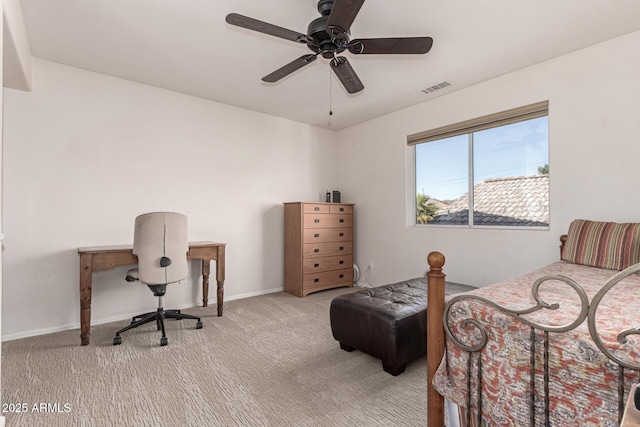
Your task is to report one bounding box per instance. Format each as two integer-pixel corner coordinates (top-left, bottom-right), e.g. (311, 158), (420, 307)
(113, 306), (202, 346)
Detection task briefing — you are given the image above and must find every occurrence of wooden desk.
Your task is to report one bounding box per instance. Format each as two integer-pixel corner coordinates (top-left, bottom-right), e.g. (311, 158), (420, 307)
(78, 241), (225, 346)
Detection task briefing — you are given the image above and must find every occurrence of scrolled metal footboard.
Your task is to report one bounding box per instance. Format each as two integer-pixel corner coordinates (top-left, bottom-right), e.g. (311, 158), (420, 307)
(443, 265), (640, 427)
(588, 262), (640, 424)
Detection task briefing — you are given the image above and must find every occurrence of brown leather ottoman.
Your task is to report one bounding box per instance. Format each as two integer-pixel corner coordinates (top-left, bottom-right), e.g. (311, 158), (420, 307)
(330, 278), (475, 375)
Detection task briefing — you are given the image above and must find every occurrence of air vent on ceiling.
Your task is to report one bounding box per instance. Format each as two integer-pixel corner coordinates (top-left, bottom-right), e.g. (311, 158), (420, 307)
(422, 81), (451, 94)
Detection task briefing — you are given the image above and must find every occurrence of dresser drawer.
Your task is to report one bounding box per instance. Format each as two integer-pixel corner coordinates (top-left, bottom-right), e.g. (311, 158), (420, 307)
(303, 241), (353, 258)
(303, 204), (330, 214)
(304, 214), (353, 229)
(303, 227), (352, 243)
(330, 205), (353, 214)
(303, 268), (353, 290)
(302, 254), (352, 274)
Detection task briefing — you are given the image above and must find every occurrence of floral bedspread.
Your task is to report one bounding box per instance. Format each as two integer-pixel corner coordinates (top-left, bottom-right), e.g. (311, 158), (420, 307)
(433, 261), (640, 427)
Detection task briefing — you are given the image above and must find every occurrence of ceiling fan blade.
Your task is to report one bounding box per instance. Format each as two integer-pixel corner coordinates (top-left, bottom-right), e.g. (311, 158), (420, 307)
(348, 37), (434, 55)
(262, 54), (318, 83)
(326, 0), (365, 38)
(226, 13), (308, 44)
(330, 56), (364, 94)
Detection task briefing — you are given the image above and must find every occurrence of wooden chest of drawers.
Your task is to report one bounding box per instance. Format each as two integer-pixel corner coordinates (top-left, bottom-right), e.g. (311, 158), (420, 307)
(284, 202), (355, 297)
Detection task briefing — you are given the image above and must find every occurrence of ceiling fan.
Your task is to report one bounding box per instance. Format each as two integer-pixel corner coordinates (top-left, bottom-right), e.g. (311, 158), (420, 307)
(225, 0), (433, 94)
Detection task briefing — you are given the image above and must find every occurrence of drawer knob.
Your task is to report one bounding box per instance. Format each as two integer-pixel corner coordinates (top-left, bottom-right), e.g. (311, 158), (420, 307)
(339, 260), (344, 264)
(339, 233), (344, 237)
(314, 219), (320, 223)
(314, 233), (319, 238)
(339, 208), (344, 211)
(314, 207), (319, 211)
(314, 248), (320, 253)
(339, 274), (344, 278)
(314, 278), (319, 283)
(339, 219), (344, 223)
(314, 263), (319, 268)
(339, 246), (344, 251)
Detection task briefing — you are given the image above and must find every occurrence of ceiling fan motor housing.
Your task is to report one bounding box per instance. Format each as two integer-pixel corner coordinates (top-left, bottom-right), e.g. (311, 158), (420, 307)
(308, 2), (349, 58)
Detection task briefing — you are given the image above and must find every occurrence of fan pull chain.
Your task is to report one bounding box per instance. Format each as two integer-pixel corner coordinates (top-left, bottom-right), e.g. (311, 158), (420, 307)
(329, 66), (333, 119)
(327, 76), (333, 128)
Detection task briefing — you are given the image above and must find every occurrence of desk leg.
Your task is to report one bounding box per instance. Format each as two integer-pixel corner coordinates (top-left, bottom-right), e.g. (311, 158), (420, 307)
(79, 253), (93, 346)
(202, 259), (210, 308)
(217, 245), (225, 316)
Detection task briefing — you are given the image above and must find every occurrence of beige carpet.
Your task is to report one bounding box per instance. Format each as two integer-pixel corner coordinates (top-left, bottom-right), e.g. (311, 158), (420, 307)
(2, 287), (427, 426)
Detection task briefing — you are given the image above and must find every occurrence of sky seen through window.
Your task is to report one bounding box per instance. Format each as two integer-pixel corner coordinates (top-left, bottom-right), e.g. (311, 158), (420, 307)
(415, 116), (549, 201)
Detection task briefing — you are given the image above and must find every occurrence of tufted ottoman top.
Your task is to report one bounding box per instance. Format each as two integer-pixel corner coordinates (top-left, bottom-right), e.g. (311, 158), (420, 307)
(339, 277), (475, 320)
(346, 278), (427, 319)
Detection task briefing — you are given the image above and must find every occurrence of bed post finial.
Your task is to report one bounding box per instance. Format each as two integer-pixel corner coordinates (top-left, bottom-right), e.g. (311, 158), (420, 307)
(427, 251), (446, 427)
(428, 251), (445, 271)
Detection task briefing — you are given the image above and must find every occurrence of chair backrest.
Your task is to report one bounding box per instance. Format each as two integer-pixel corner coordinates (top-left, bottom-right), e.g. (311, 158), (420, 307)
(133, 212), (188, 285)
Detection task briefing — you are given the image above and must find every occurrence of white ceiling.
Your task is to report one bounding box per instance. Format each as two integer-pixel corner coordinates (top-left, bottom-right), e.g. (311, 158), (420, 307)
(16, 0), (640, 130)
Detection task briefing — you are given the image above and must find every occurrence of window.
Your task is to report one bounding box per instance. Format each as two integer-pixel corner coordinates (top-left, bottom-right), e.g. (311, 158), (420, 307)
(409, 102), (549, 227)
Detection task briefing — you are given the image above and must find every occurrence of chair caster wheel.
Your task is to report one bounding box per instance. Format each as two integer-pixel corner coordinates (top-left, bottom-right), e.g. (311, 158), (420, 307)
(196, 321), (203, 329)
(160, 337), (168, 346)
(113, 336), (122, 346)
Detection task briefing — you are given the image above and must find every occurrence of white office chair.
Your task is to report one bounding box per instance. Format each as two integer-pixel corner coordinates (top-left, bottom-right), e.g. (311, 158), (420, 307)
(113, 212), (202, 346)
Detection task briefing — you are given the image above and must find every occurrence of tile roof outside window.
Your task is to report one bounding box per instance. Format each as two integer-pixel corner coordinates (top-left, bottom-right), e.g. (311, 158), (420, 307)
(429, 174), (549, 226)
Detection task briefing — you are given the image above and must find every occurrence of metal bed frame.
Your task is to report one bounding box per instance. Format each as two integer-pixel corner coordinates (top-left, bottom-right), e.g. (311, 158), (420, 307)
(426, 239), (640, 426)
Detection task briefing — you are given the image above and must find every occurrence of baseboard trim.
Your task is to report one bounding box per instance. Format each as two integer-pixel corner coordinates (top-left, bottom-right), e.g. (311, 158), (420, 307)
(224, 287), (283, 301)
(1, 286), (285, 342)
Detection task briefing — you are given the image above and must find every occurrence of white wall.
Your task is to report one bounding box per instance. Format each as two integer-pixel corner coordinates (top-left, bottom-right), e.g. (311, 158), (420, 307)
(5, 30), (640, 341)
(336, 30), (640, 288)
(2, 59), (337, 340)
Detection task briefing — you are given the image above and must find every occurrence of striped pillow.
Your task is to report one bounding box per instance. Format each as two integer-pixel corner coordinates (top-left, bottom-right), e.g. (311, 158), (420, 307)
(562, 219), (640, 270)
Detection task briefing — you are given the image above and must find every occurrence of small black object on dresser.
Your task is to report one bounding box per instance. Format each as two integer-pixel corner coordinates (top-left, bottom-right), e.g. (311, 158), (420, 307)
(330, 277), (476, 375)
